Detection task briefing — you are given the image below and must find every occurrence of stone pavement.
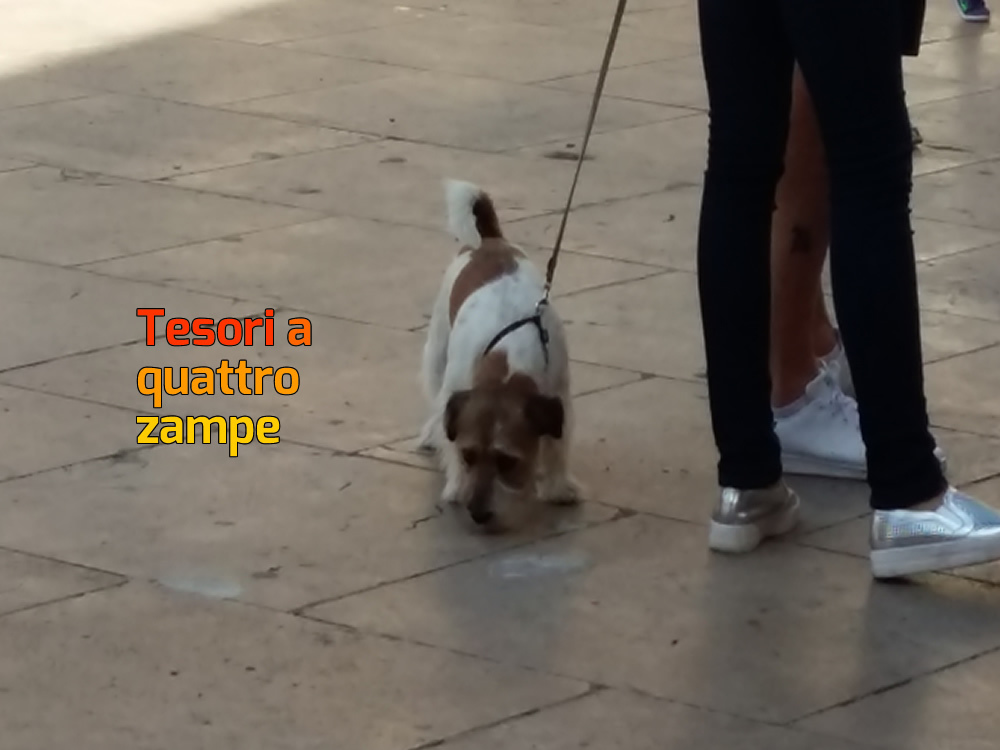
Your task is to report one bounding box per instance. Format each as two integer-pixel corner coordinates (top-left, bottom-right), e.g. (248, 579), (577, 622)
(1, 0), (999, 746)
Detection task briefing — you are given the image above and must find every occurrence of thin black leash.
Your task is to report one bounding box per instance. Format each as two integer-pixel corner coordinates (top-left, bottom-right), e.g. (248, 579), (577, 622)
(483, 0), (629, 363)
(542, 0), (629, 307)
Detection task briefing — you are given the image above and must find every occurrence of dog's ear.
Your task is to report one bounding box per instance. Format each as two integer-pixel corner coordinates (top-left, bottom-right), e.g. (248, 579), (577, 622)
(524, 395), (564, 439)
(444, 390), (472, 442)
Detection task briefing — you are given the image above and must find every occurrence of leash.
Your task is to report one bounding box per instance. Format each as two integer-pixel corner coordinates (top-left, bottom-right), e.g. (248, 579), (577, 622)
(539, 0), (629, 310)
(483, 0), (628, 364)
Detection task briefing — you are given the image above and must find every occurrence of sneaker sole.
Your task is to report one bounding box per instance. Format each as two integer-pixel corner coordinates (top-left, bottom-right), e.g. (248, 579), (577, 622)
(872, 537), (1000, 578)
(708, 494), (801, 554)
(783, 450), (948, 481)
(782, 452), (866, 480)
(958, 12), (990, 21)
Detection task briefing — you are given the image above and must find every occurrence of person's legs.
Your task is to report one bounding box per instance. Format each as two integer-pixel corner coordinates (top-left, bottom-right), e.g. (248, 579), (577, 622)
(769, 66), (831, 407)
(696, 0), (1000, 576)
(697, 0), (791, 489)
(767, 65), (866, 479)
(780, 0), (941, 509)
(781, 0), (1000, 577)
(697, 0), (800, 552)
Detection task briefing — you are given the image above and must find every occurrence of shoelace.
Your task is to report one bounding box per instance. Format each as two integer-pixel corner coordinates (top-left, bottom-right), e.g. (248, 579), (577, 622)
(812, 373), (859, 428)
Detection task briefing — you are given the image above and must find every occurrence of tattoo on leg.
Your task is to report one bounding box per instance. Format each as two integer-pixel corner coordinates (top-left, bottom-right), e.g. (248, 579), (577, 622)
(790, 225), (812, 254)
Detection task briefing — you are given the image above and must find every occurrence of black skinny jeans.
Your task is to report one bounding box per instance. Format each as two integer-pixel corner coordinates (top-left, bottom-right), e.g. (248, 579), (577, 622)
(695, 0), (946, 510)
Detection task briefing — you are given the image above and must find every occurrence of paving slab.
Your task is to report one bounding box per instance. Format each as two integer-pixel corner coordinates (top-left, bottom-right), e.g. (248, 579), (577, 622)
(282, 15), (693, 85)
(914, 160), (1000, 229)
(911, 87), (1000, 152)
(84, 215), (663, 330)
(903, 34), (1000, 84)
(436, 0), (692, 27)
(308, 513), (1000, 724)
(0, 156), (33, 173)
(0, 76), (92, 111)
(168, 139), (677, 227)
(437, 688), (871, 750)
(0, 442), (618, 611)
(917, 244), (1000, 322)
(540, 53), (708, 109)
(513, 199), (1000, 276)
(510, 186), (701, 270)
(0, 257), (257, 371)
(231, 70), (687, 152)
(0, 166), (318, 266)
(918, 309), (1000, 362)
(0, 581), (587, 749)
(909, 92), (1000, 177)
(925, 345), (1000, 437)
(572, 3), (701, 47)
(0, 93), (368, 180)
(40, 33), (408, 107)
(558, 272), (706, 380)
(194, 0), (447, 45)
(0, 313), (423, 453)
(798, 645), (1000, 750)
(911, 217), (1000, 261)
(0, 548), (121, 617)
(903, 71), (1000, 106)
(0, 0), (298, 79)
(0, 383), (145, 480)
(511, 113), (709, 190)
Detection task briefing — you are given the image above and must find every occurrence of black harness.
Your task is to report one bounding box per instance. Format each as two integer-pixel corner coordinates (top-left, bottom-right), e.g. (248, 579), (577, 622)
(482, 304), (550, 367)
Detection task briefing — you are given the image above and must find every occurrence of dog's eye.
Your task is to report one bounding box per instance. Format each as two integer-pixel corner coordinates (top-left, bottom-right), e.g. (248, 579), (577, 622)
(461, 449), (479, 466)
(494, 452), (518, 474)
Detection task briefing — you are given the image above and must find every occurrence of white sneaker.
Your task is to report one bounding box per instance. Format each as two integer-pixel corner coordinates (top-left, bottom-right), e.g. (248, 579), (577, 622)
(775, 369), (949, 480)
(820, 329), (854, 398)
(775, 370), (866, 479)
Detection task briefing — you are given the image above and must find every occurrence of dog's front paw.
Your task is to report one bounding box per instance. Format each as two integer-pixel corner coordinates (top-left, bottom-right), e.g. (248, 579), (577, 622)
(416, 419), (439, 454)
(538, 475), (583, 506)
(441, 481), (462, 507)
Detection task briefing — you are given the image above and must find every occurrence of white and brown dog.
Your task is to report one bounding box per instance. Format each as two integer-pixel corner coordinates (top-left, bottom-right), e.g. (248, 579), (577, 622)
(418, 179), (580, 529)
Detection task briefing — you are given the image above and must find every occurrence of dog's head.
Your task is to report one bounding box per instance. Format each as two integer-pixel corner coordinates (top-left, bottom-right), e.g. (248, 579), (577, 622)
(444, 376), (563, 530)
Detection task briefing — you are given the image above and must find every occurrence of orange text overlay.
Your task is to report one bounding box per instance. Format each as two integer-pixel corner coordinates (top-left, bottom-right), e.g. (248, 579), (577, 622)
(135, 309), (312, 456)
(137, 415), (279, 457)
(135, 308), (312, 347)
(137, 360), (299, 408)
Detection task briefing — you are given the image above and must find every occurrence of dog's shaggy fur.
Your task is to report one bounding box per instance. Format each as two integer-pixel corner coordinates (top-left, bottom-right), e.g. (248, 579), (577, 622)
(418, 179), (580, 529)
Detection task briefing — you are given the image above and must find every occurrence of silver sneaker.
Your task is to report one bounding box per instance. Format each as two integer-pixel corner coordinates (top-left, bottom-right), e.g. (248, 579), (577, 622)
(709, 482), (801, 553)
(871, 488), (1000, 578)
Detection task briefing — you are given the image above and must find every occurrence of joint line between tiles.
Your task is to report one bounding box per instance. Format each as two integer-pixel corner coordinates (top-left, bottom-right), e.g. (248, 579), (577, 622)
(0, 577), (128, 621)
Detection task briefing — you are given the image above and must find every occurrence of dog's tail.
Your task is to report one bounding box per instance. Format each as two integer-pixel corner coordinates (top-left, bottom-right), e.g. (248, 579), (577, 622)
(444, 179), (503, 249)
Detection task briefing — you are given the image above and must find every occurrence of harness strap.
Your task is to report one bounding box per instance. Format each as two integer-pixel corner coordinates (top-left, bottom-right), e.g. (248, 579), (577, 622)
(482, 314), (550, 365)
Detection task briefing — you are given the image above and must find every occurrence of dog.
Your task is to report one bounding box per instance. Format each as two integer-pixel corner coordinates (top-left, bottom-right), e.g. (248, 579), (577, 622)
(418, 179), (581, 529)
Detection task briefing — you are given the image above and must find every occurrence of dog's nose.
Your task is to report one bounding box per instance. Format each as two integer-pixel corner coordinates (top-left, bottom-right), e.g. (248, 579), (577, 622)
(469, 507), (494, 525)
